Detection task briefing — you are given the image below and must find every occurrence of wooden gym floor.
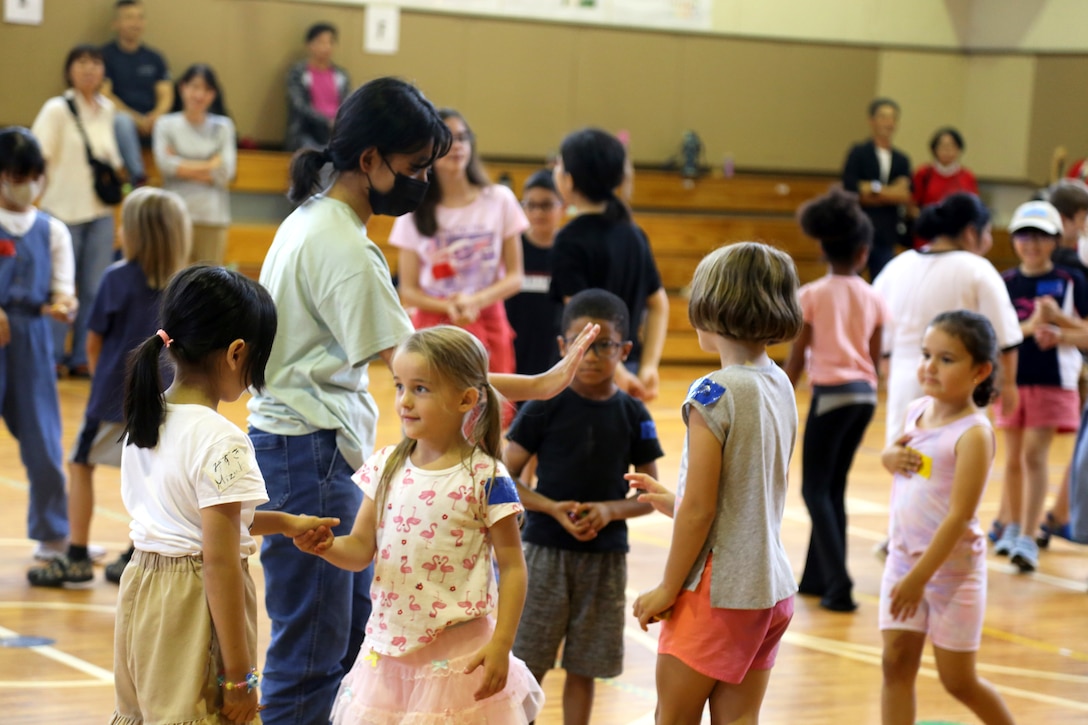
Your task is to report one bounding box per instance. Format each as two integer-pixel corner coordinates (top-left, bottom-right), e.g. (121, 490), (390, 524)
(0, 366), (1086, 724)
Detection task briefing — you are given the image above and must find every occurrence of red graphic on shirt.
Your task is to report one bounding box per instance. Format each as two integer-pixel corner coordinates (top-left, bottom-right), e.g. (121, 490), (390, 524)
(0, 239), (15, 257)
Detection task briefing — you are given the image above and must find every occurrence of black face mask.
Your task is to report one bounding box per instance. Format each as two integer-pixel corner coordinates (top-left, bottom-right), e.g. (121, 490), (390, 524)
(368, 160), (429, 217)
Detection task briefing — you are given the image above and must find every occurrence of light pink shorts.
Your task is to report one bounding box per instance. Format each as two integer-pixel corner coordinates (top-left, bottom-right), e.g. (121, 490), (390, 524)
(879, 550), (986, 652)
(995, 384), (1080, 433)
(658, 555), (794, 683)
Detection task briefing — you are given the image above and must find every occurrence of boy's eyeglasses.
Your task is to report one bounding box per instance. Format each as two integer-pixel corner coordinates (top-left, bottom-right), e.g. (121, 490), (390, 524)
(565, 338), (627, 357)
(522, 200), (559, 212)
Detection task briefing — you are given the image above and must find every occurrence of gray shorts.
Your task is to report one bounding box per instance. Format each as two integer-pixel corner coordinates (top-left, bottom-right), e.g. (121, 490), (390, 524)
(69, 417), (125, 467)
(512, 543), (627, 680)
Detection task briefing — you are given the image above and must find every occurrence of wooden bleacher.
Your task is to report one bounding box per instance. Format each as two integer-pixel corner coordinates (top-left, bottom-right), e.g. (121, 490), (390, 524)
(147, 151), (1018, 364)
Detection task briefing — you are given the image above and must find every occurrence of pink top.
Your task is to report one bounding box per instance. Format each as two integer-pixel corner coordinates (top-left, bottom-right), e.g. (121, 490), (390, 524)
(353, 445), (523, 657)
(799, 274), (889, 388)
(889, 397), (991, 560)
(390, 185), (529, 298)
(309, 67), (340, 120)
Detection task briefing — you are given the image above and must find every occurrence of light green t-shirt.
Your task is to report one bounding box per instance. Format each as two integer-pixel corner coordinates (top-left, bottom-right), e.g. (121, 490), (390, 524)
(247, 196), (413, 469)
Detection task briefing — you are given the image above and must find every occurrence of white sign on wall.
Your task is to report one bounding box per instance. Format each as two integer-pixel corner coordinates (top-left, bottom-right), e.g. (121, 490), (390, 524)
(4, 0), (44, 25)
(365, 4), (401, 54)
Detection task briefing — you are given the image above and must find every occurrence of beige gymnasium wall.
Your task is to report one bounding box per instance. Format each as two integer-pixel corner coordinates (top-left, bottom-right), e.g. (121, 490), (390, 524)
(0, 0), (1084, 181)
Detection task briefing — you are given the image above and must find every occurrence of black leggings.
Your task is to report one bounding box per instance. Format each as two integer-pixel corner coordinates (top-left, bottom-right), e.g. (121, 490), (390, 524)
(798, 393), (874, 607)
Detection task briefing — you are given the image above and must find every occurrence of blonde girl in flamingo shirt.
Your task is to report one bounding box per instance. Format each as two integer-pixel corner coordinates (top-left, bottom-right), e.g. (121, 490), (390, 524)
(295, 326), (543, 724)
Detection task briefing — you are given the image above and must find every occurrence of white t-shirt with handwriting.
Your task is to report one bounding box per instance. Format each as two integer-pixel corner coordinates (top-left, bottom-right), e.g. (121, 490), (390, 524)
(121, 403), (269, 557)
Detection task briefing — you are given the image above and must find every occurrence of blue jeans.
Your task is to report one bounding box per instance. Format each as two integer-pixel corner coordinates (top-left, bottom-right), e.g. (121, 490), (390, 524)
(52, 215), (114, 369)
(113, 113), (146, 181)
(2, 311), (67, 541)
(250, 428), (372, 725)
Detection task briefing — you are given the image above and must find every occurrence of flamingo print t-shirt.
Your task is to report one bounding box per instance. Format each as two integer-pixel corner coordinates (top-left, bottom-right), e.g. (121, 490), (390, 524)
(353, 445), (523, 656)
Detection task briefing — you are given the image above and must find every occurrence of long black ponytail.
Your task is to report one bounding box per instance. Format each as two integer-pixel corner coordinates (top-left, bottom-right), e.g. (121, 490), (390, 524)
(123, 266), (277, 448)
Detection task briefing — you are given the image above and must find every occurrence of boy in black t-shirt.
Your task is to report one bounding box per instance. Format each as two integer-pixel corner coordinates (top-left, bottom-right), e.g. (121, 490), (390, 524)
(505, 288), (663, 725)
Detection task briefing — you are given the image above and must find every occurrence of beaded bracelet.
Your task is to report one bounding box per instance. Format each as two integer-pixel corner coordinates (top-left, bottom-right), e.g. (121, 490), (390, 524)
(218, 668), (260, 692)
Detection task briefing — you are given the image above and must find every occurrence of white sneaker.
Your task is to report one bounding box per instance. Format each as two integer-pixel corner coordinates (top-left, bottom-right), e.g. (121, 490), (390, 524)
(33, 540), (108, 562)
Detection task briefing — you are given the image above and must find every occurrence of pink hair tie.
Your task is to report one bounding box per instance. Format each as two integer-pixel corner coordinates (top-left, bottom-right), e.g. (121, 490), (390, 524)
(156, 329), (173, 348)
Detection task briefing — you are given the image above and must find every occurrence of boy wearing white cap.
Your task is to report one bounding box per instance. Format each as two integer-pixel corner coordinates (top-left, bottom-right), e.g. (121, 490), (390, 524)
(994, 201), (1088, 571)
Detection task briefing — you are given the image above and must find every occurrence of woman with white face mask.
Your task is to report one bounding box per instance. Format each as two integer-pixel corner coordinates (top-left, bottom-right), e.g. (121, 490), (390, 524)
(0, 126), (79, 563)
(31, 44), (123, 379)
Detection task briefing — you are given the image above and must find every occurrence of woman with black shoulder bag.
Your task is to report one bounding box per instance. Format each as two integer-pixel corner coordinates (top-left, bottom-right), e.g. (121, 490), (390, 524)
(31, 44), (124, 378)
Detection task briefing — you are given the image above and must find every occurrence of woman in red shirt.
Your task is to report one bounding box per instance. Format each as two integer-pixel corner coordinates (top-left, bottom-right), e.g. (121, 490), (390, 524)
(912, 127), (979, 248)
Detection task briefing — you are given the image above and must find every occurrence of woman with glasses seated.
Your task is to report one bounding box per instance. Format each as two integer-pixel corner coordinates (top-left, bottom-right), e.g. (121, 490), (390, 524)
(505, 169), (566, 375)
(391, 109), (527, 379)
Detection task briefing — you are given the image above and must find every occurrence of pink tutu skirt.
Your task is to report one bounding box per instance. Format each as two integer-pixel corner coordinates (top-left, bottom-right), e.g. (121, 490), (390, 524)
(330, 617), (544, 724)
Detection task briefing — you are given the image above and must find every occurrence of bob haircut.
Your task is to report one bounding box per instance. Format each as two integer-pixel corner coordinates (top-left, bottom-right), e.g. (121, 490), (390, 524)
(688, 242), (803, 345)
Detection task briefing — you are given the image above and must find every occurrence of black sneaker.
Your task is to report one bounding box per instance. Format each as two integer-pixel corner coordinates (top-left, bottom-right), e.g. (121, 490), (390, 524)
(105, 548), (134, 584)
(28, 556), (94, 589)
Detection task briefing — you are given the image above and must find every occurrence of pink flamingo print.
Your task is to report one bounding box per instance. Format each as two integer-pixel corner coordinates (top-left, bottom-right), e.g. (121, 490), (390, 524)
(462, 553), (479, 570)
(422, 555), (454, 583)
(403, 469), (414, 486)
(379, 590), (399, 609)
(429, 600), (447, 619)
(462, 485), (479, 508)
(391, 635), (408, 652)
(457, 593), (480, 617)
(420, 522), (438, 543)
(394, 506), (421, 533)
(408, 595), (422, 621)
(380, 545), (391, 560)
(418, 488), (436, 506)
(447, 487), (464, 509)
(377, 612), (388, 630)
(399, 555), (413, 583)
(476, 595), (488, 613)
(450, 529), (465, 547)
(418, 627), (439, 644)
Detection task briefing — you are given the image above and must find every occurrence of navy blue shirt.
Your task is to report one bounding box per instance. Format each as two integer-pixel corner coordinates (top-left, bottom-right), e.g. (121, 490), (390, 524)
(101, 41), (170, 115)
(505, 234), (561, 375)
(86, 260), (171, 422)
(1003, 265), (1088, 388)
(507, 387), (663, 552)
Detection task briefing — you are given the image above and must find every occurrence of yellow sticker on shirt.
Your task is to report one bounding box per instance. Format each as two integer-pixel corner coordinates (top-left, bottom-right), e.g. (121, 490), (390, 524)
(914, 450), (933, 480)
(205, 445), (253, 493)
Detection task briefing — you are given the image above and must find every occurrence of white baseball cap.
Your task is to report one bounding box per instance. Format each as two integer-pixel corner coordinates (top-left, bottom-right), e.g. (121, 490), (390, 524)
(1009, 201), (1062, 235)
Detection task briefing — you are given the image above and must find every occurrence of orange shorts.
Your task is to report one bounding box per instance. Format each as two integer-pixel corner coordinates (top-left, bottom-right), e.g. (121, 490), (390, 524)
(658, 555), (794, 684)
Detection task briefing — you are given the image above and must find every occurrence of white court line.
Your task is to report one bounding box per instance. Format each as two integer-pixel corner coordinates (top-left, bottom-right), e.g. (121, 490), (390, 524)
(0, 625), (113, 684)
(0, 475), (130, 524)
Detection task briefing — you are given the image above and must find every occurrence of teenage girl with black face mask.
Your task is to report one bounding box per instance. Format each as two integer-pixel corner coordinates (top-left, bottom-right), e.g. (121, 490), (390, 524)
(248, 77), (599, 725)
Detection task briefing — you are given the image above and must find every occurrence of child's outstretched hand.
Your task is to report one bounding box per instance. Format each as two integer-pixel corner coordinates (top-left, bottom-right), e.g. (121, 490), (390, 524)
(633, 584), (676, 631)
(294, 526), (335, 556)
(881, 435), (921, 476)
(534, 322), (600, 399)
(464, 639), (510, 701)
(283, 515), (340, 538)
(626, 472), (675, 518)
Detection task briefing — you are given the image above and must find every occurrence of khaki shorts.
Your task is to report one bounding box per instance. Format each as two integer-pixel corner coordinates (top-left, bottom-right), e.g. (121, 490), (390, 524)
(110, 550), (260, 725)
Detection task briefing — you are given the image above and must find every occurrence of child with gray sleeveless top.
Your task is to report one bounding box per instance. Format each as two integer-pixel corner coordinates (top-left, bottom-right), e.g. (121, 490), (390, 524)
(628, 242), (802, 723)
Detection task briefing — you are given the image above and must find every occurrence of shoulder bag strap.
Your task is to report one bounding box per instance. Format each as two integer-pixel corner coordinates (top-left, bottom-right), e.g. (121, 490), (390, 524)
(63, 97), (99, 166)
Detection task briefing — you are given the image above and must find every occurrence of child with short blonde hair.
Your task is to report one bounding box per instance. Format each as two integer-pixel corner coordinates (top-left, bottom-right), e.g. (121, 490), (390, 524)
(630, 242), (801, 723)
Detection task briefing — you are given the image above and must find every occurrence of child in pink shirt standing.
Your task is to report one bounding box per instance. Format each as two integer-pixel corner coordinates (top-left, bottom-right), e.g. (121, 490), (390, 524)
(785, 188), (889, 612)
(392, 109), (527, 375)
(880, 310), (1014, 725)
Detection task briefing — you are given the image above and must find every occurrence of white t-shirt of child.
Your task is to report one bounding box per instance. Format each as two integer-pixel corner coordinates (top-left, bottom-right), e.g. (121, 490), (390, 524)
(353, 445), (523, 656)
(389, 184), (529, 299)
(122, 404), (269, 557)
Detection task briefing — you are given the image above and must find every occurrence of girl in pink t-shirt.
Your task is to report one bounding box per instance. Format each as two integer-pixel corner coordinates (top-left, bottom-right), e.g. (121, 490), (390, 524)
(880, 311), (1014, 725)
(784, 188), (888, 612)
(391, 110), (528, 375)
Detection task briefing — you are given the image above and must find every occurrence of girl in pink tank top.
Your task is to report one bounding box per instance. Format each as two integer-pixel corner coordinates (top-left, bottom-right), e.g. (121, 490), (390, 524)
(879, 310), (1015, 725)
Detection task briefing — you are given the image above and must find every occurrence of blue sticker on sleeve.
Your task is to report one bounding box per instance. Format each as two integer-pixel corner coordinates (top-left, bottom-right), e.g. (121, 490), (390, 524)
(686, 377), (726, 407)
(484, 475), (520, 506)
(640, 420), (658, 440)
